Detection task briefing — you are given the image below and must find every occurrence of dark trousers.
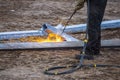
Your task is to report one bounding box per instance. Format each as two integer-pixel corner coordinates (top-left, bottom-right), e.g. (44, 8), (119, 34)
(86, 0), (107, 55)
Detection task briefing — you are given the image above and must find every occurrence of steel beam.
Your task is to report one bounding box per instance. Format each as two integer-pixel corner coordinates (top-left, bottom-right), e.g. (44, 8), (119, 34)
(0, 20), (120, 50)
(42, 24), (79, 41)
(0, 30), (44, 40)
(56, 19), (120, 33)
(0, 24), (82, 50)
(0, 39), (119, 50)
(0, 19), (119, 40)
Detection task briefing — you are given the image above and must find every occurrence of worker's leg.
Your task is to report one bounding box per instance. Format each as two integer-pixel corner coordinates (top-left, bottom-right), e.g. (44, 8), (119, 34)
(86, 0), (107, 55)
(75, 0), (107, 59)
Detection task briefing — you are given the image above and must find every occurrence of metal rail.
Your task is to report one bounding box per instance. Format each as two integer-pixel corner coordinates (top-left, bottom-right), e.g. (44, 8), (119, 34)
(0, 20), (120, 40)
(0, 20), (120, 50)
(56, 19), (120, 33)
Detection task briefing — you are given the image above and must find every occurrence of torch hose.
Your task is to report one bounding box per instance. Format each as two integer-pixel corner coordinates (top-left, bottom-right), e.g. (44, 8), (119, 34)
(43, 39), (120, 75)
(44, 39), (120, 75)
(44, 64), (120, 75)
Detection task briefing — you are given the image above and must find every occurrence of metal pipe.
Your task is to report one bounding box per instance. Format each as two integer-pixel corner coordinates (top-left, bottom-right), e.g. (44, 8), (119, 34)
(0, 24), (83, 50)
(0, 39), (119, 50)
(0, 30), (44, 40)
(56, 19), (120, 33)
(0, 20), (119, 50)
(0, 20), (119, 40)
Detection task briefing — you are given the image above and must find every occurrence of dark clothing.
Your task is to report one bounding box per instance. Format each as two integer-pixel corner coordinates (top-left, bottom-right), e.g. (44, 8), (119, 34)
(86, 0), (107, 55)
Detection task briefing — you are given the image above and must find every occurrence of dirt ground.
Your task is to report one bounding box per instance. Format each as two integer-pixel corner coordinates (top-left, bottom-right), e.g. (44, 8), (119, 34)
(0, 0), (120, 80)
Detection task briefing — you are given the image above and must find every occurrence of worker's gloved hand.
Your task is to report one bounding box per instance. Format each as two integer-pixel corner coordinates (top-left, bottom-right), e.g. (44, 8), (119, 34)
(75, 0), (85, 11)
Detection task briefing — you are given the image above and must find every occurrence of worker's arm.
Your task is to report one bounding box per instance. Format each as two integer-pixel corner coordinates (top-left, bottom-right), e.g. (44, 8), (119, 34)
(75, 0), (86, 11)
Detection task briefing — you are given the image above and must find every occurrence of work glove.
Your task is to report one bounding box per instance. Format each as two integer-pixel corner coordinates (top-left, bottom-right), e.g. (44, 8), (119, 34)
(75, 0), (86, 11)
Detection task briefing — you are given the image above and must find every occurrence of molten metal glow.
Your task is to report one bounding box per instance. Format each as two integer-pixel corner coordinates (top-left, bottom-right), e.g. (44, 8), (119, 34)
(19, 33), (65, 43)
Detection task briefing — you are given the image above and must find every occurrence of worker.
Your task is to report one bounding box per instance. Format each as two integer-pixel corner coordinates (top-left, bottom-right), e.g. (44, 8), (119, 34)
(75, 0), (107, 59)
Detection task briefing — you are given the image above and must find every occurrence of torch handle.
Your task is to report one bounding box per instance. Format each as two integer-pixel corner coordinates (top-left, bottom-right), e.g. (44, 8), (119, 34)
(61, 10), (77, 34)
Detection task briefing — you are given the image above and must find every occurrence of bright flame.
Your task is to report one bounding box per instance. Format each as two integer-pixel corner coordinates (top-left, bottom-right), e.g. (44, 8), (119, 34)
(19, 33), (65, 43)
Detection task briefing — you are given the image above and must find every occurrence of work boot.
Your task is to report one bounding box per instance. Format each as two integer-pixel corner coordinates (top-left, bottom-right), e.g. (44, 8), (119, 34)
(86, 44), (100, 55)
